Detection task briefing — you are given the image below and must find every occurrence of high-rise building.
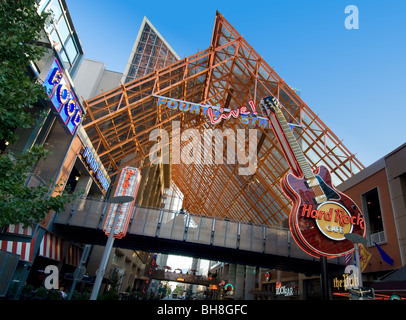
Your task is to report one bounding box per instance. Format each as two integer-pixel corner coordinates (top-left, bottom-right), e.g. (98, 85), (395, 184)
(121, 16), (180, 84)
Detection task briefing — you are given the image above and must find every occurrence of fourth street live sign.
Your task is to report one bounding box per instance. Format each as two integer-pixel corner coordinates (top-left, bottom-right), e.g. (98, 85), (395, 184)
(103, 167), (141, 239)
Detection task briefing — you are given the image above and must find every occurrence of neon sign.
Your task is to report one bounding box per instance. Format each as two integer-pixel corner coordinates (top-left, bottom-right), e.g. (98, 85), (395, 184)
(224, 283), (234, 296)
(302, 202), (364, 241)
(142, 253), (157, 293)
(275, 282), (295, 297)
(153, 95), (300, 130)
(43, 59), (82, 134)
(207, 99), (258, 124)
(103, 167), (141, 239)
(333, 265), (360, 290)
(81, 146), (110, 193)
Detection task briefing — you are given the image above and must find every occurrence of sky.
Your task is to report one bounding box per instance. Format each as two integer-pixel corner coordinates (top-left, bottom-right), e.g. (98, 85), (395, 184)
(67, 0), (406, 168)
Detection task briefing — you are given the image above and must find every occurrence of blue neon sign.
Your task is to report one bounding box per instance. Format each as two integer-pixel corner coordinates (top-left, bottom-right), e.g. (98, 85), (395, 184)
(82, 146), (110, 193)
(43, 59), (82, 134)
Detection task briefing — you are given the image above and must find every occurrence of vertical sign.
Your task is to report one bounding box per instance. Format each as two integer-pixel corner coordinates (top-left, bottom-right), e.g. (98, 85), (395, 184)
(142, 253), (157, 293)
(43, 59), (82, 134)
(103, 167), (141, 239)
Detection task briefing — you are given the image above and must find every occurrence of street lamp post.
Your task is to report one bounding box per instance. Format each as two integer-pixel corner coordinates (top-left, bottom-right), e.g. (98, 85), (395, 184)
(344, 233), (367, 288)
(90, 195), (134, 300)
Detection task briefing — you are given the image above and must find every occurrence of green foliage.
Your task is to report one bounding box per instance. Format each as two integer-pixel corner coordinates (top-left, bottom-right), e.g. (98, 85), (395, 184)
(33, 287), (48, 299)
(0, 1), (78, 228)
(21, 284), (34, 296)
(0, 145), (77, 227)
(48, 289), (62, 300)
(173, 284), (184, 296)
(0, 0), (50, 144)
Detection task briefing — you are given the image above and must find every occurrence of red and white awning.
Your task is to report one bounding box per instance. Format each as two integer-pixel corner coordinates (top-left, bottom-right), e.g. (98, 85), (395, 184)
(1, 229), (83, 266)
(0, 224), (35, 262)
(0, 239), (34, 262)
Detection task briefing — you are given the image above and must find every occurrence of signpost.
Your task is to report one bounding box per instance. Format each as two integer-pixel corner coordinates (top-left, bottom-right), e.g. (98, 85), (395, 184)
(90, 195), (135, 300)
(90, 167), (141, 300)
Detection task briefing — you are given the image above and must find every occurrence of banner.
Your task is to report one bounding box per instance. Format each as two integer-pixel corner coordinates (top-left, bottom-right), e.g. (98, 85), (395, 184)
(360, 244), (372, 271)
(103, 167), (141, 239)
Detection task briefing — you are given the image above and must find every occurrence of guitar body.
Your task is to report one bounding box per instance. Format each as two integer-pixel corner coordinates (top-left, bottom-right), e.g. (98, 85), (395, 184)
(281, 165), (365, 258)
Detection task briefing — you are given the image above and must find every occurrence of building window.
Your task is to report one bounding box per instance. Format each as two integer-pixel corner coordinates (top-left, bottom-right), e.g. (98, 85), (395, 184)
(362, 188), (385, 245)
(112, 253), (120, 265)
(40, 0), (83, 76)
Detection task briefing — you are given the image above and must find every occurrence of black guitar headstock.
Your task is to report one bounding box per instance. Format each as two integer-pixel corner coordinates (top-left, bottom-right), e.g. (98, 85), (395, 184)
(260, 96), (282, 113)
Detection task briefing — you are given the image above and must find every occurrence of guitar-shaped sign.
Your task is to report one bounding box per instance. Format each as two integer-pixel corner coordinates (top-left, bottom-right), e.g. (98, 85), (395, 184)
(260, 96), (366, 258)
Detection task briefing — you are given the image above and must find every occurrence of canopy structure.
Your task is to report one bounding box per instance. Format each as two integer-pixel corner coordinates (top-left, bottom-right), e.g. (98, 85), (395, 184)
(82, 12), (364, 226)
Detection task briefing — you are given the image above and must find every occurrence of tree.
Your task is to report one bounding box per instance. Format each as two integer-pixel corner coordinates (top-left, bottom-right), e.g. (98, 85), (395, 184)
(173, 284), (184, 297)
(0, 0), (50, 144)
(0, 1), (77, 228)
(0, 145), (77, 227)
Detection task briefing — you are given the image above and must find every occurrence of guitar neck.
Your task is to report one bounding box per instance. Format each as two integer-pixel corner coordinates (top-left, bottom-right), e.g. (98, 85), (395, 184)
(273, 108), (315, 180)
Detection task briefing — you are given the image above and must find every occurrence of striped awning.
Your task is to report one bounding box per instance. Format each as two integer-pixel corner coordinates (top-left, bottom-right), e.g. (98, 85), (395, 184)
(39, 232), (64, 262)
(5, 223), (34, 236)
(0, 239), (34, 262)
(0, 229), (83, 266)
(0, 224), (35, 262)
(65, 243), (82, 267)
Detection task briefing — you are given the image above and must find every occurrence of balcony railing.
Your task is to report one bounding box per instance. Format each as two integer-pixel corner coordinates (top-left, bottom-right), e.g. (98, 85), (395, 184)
(54, 197), (344, 264)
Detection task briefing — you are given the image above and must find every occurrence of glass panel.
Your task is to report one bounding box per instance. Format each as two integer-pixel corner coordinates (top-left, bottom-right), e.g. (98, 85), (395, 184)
(141, 31), (149, 41)
(251, 225), (264, 252)
(157, 210), (175, 239)
(239, 224), (252, 250)
(185, 215), (200, 243)
(60, 49), (71, 71)
(197, 216), (212, 245)
(129, 207), (149, 234)
(38, 0), (52, 13)
(65, 36), (78, 65)
(50, 29), (62, 50)
(265, 227), (289, 256)
(143, 208), (160, 236)
(212, 219), (226, 247)
(137, 42), (146, 53)
(57, 18), (70, 44)
(224, 221), (238, 248)
(170, 212), (186, 241)
(49, 0), (62, 22)
(83, 199), (106, 228)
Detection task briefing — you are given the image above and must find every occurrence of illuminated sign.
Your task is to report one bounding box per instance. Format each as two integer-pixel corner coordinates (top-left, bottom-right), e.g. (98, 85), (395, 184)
(153, 95), (300, 130)
(103, 167), (141, 239)
(81, 146), (110, 193)
(224, 283), (234, 296)
(206, 99), (258, 124)
(260, 96), (366, 258)
(333, 265), (360, 290)
(275, 282), (295, 297)
(43, 59), (82, 134)
(142, 253), (157, 293)
(302, 202), (364, 241)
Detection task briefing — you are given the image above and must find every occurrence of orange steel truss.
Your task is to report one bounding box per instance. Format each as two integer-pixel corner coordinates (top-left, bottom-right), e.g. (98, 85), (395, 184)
(82, 12), (364, 226)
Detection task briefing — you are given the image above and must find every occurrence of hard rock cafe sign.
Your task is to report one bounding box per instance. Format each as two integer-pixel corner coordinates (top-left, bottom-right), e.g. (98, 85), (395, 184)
(260, 96), (366, 258)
